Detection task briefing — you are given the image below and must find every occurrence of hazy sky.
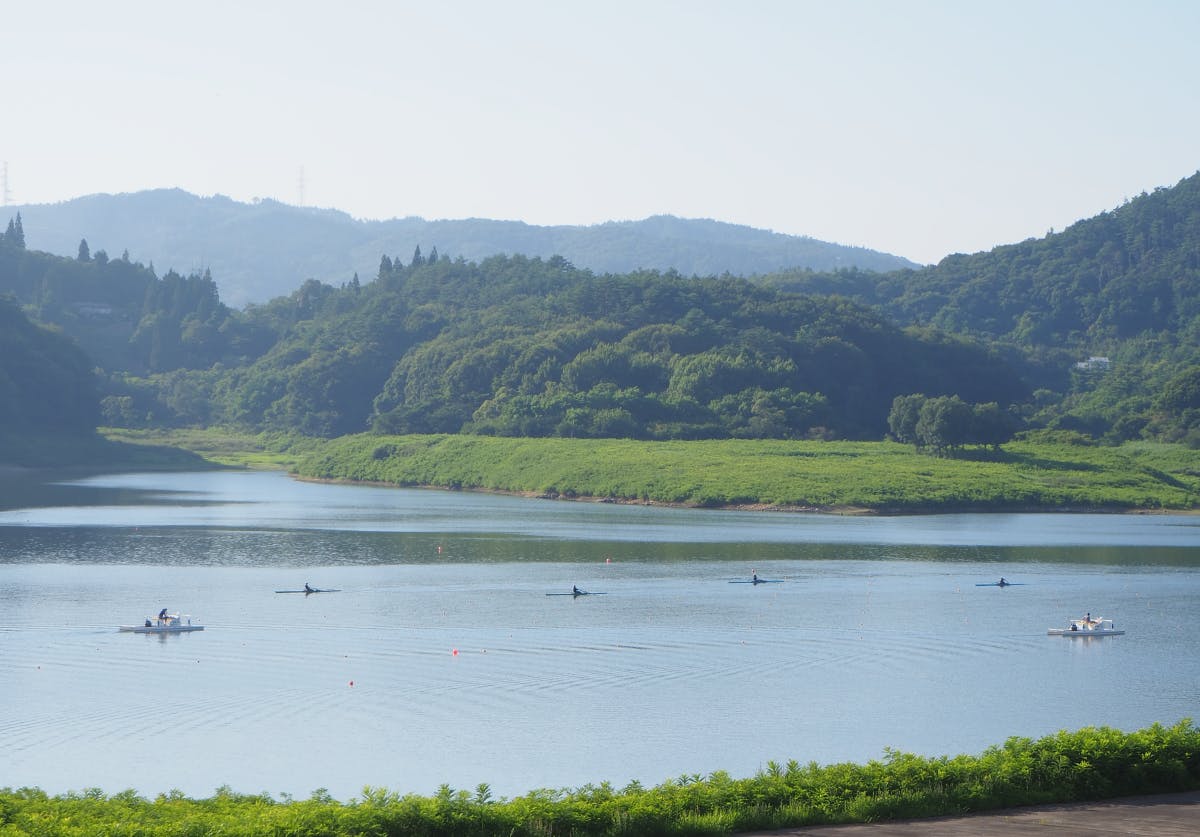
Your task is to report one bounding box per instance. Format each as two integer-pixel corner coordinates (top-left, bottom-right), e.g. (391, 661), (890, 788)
(4, 1), (1198, 264)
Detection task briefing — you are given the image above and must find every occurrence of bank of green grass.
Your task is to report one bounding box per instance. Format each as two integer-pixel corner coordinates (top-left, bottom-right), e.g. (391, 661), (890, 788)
(294, 435), (1200, 512)
(1, 721), (1196, 836)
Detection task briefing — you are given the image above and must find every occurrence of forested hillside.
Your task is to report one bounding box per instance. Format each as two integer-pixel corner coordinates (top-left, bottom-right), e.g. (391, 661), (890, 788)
(9, 190), (918, 306)
(765, 171), (1200, 344)
(762, 171), (1200, 444)
(1, 212), (1024, 443)
(0, 294), (99, 436)
(0, 220), (269, 374)
(100, 255), (1026, 440)
(4, 169), (1198, 449)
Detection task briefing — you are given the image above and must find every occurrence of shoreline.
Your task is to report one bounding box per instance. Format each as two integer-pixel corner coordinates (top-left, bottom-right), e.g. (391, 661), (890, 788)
(7, 460), (1192, 517)
(290, 473), (1195, 516)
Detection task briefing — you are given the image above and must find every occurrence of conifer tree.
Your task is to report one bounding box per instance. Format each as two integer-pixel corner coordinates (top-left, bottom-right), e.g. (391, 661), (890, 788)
(3, 214), (25, 249)
(77, 238), (91, 261)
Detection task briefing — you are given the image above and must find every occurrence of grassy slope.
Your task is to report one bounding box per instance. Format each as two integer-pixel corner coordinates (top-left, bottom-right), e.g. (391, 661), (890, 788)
(94, 430), (1200, 512)
(294, 435), (1200, 512)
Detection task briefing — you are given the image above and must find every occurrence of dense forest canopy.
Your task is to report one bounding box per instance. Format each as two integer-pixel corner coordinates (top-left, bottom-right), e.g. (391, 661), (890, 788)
(0, 292), (99, 435)
(760, 171), (1200, 444)
(108, 255), (1028, 440)
(763, 171), (1200, 347)
(2, 168), (1199, 448)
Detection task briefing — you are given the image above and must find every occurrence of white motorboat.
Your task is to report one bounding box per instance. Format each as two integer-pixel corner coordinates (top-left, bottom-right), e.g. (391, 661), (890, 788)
(1048, 616), (1123, 637)
(119, 612), (204, 633)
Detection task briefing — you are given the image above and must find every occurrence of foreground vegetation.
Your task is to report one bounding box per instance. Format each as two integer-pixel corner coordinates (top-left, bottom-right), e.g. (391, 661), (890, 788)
(2, 721), (1196, 836)
(291, 433), (1200, 512)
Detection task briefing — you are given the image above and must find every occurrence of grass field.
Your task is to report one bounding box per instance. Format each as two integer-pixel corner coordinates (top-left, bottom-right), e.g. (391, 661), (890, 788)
(289, 434), (1200, 513)
(95, 429), (1200, 513)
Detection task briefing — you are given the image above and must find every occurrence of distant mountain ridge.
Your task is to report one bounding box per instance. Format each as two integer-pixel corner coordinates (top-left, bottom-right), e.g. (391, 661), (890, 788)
(5, 189), (919, 307)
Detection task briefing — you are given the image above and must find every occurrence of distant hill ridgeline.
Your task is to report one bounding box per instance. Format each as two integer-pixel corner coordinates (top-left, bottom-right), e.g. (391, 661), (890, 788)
(7, 190), (920, 307)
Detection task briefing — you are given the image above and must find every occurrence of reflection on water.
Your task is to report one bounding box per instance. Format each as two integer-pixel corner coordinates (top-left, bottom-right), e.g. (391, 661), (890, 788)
(1, 527), (1199, 567)
(0, 470), (1197, 800)
(1, 469), (1198, 555)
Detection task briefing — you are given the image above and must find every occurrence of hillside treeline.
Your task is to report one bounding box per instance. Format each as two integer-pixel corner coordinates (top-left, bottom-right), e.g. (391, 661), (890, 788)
(3, 168), (1199, 448)
(1, 218), (1028, 441)
(108, 255), (1029, 440)
(0, 220), (270, 375)
(761, 171), (1200, 444)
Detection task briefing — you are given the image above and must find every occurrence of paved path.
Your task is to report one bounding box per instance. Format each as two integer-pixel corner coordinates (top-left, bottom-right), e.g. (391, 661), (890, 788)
(738, 791), (1200, 836)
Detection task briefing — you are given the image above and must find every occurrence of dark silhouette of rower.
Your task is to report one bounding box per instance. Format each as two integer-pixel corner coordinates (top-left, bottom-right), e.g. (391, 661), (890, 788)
(304, 583), (315, 593)
(573, 585), (582, 596)
(999, 577), (1008, 586)
(752, 573), (760, 584)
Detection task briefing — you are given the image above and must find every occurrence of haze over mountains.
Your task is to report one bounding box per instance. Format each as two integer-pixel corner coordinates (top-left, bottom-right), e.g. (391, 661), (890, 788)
(5, 190), (919, 307)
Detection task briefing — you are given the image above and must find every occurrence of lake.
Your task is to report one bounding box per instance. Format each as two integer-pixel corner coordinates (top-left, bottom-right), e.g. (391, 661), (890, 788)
(1, 469), (1198, 801)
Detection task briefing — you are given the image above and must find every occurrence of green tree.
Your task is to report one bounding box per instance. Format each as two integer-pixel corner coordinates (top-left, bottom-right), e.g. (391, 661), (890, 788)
(915, 395), (973, 454)
(3, 214), (26, 249)
(1156, 366), (1200, 412)
(888, 394), (926, 446)
(971, 401), (1018, 449)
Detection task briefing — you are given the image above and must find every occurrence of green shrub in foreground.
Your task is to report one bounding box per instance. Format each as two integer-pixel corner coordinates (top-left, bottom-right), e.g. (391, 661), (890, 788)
(1, 721), (1196, 836)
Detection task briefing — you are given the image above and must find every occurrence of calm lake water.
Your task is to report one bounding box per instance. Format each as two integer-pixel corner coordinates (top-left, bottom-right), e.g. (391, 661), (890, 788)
(1, 469), (1198, 800)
